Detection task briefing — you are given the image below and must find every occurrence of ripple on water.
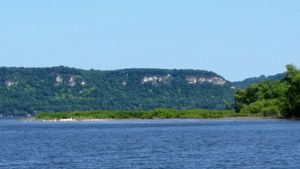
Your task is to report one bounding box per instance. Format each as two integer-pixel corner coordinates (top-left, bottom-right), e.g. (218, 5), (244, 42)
(0, 119), (299, 169)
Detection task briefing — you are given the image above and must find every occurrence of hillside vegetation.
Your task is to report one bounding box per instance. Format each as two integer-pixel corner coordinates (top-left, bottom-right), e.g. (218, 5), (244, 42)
(0, 67), (234, 116)
(233, 73), (284, 89)
(234, 64), (300, 118)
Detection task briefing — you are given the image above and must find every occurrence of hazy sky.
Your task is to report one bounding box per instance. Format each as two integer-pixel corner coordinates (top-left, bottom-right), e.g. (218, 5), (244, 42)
(0, 0), (300, 81)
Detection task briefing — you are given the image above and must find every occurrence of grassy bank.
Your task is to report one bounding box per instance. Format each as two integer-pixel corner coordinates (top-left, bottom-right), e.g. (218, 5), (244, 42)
(35, 108), (265, 120)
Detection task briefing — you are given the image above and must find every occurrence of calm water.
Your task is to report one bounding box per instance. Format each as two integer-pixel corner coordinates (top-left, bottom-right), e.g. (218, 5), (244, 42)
(0, 119), (299, 169)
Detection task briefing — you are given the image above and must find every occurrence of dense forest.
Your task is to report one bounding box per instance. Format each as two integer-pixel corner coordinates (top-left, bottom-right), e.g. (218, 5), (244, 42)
(232, 73), (284, 89)
(0, 67), (235, 116)
(234, 64), (300, 118)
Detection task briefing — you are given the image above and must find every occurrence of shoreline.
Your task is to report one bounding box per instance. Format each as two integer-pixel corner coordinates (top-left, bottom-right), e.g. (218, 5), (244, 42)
(30, 116), (281, 122)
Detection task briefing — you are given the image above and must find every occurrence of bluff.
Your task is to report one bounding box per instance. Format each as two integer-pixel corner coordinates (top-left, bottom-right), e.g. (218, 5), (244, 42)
(0, 66), (234, 116)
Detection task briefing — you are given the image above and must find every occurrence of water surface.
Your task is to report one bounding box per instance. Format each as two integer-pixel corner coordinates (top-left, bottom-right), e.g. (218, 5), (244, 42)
(0, 119), (299, 169)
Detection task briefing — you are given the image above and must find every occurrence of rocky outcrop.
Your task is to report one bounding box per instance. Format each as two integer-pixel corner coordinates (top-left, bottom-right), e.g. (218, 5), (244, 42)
(142, 74), (172, 85)
(5, 80), (18, 87)
(55, 75), (86, 87)
(186, 76), (226, 85)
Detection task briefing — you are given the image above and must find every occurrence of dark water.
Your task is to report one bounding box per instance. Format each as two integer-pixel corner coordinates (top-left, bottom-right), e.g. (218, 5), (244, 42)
(0, 119), (299, 169)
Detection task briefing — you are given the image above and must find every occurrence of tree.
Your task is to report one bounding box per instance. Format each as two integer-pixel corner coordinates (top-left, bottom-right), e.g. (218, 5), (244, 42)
(282, 64), (300, 117)
(234, 64), (300, 118)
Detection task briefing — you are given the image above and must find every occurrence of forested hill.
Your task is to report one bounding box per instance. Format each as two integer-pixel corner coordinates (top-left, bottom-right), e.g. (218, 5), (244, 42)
(0, 67), (234, 116)
(232, 73), (284, 89)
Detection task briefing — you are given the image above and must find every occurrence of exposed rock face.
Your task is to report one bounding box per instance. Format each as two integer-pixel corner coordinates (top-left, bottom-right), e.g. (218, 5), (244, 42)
(142, 76), (163, 84)
(55, 75), (63, 86)
(5, 80), (18, 87)
(186, 76), (226, 85)
(69, 76), (76, 87)
(55, 75), (86, 87)
(141, 75), (226, 86)
(81, 80), (86, 86)
(142, 74), (171, 85)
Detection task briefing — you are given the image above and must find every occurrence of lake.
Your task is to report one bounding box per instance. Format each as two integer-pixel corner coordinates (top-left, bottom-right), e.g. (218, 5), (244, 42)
(0, 119), (299, 169)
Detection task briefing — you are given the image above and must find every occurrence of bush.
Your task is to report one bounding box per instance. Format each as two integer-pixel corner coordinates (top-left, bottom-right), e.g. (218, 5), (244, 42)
(240, 99), (282, 116)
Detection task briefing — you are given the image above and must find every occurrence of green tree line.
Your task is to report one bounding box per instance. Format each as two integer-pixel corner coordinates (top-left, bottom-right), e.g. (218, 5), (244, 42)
(234, 64), (300, 118)
(36, 108), (243, 120)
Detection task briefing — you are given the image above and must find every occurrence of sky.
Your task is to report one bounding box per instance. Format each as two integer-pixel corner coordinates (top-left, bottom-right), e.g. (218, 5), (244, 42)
(0, 0), (300, 81)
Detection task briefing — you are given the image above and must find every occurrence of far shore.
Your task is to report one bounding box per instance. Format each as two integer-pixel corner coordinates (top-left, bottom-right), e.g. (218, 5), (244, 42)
(28, 116), (282, 122)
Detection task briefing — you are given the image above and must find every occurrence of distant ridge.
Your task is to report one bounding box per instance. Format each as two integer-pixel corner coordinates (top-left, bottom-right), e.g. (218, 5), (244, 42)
(0, 66), (284, 116)
(232, 73), (285, 89)
(0, 66), (233, 116)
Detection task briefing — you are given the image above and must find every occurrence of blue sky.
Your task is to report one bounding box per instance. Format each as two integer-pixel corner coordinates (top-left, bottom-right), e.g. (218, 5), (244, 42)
(0, 0), (299, 81)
